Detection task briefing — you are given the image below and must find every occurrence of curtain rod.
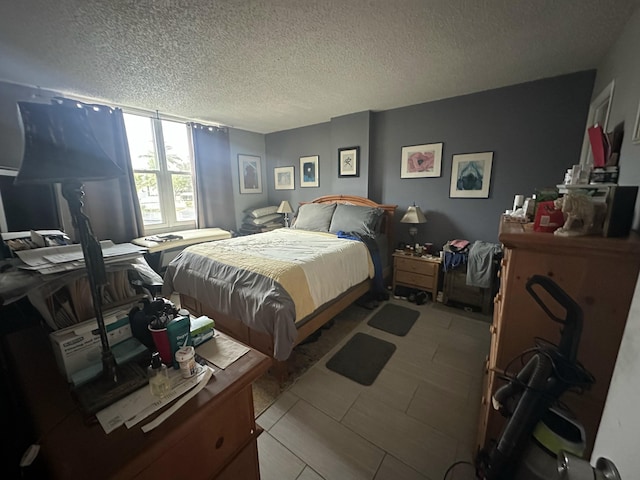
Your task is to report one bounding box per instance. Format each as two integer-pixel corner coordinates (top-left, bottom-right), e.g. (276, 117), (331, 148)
(58, 91), (229, 128)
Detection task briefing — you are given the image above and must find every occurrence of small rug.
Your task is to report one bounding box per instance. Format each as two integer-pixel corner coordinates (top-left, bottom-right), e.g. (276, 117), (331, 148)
(252, 304), (371, 416)
(367, 303), (419, 336)
(325, 332), (396, 386)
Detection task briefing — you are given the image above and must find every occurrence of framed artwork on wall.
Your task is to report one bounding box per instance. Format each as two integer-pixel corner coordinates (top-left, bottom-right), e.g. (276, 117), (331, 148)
(238, 154), (262, 194)
(274, 166), (295, 190)
(300, 155), (319, 187)
(400, 143), (443, 178)
(338, 146), (360, 177)
(450, 152), (493, 198)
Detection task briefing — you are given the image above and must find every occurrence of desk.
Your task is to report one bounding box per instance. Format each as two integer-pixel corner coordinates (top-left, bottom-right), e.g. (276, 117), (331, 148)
(132, 228), (231, 274)
(8, 326), (270, 479)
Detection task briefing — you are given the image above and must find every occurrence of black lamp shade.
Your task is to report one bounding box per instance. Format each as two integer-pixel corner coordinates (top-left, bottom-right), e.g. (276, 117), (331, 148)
(15, 101), (123, 185)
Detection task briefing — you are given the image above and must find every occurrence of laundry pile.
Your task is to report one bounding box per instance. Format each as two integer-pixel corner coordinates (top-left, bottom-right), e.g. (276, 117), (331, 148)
(443, 239), (502, 288)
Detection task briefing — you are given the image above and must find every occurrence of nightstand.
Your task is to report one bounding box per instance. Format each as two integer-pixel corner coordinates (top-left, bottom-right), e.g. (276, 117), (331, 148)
(392, 252), (441, 300)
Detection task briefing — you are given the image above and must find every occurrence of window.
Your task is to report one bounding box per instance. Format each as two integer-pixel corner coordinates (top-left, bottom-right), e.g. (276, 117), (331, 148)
(123, 113), (196, 231)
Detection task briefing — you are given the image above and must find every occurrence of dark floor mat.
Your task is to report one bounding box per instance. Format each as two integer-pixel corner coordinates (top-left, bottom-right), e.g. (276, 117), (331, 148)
(367, 303), (419, 336)
(325, 332), (396, 386)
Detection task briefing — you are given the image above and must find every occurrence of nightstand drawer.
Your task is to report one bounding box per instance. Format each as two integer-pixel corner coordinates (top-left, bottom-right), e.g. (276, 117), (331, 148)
(396, 270), (434, 289)
(396, 256), (434, 274)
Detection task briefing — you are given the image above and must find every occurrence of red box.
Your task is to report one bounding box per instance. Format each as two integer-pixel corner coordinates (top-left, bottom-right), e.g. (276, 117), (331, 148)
(533, 201), (564, 233)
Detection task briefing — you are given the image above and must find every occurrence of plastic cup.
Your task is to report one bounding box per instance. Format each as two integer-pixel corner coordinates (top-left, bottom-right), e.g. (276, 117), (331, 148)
(175, 346), (197, 378)
(149, 326), (172, 365)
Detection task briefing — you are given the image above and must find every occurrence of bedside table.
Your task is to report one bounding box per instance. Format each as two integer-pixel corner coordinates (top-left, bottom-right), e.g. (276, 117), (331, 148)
(392, 252), (441, 300)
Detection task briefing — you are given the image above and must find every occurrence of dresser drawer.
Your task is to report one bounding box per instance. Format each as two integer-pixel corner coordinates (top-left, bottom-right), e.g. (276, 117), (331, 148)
(395, 256), (436, 276)
(396, 270), (434, 289)
(136, 387), (255, 480)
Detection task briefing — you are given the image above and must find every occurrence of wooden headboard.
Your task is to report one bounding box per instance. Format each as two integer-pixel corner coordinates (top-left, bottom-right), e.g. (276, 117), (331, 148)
(302, 195), (398, 259)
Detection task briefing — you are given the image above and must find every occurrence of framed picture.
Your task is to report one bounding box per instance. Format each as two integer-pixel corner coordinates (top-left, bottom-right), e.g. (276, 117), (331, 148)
(300, 155), (319, 187)
(450, 152), (493, 198)
(274, 166), (295, 190)
(238, 154), (262, 194)
(338, 146), (360, 177)
(400, 143), (443, 178)
(633, 99), (640, 144)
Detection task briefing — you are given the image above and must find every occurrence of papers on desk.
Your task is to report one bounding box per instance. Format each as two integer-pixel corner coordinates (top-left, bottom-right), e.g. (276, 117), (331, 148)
(195, 333), (250, 369)
(15, 241), (147, 274)
(96, 363), (213, 434)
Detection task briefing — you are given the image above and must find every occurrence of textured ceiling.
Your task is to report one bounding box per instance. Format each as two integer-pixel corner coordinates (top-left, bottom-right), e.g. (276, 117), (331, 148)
(0, 0), (638, 133)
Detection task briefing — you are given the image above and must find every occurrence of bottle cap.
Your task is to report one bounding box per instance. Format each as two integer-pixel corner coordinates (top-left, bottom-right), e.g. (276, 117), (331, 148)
(151, 351), (162, 369)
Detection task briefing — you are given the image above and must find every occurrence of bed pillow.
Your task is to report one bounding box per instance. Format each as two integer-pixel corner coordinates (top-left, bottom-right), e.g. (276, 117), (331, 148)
(245, 205), (278, 218)
(244, 213), (282, 225)
(292, 203), (336, 232)
(329, 204), (384, 236)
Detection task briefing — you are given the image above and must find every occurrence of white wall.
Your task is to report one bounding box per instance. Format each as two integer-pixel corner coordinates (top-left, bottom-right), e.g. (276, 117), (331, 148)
(591, 7), (640, 477)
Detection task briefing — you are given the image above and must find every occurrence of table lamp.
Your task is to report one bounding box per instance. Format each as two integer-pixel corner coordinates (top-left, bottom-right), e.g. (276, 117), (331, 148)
(400, 203), (427, 245)
(277, 200), (293, 227)
(16, 101), (147, 413)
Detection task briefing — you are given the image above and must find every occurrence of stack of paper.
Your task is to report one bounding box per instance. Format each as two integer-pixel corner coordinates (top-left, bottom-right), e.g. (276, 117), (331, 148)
(15, 241), (147, 275)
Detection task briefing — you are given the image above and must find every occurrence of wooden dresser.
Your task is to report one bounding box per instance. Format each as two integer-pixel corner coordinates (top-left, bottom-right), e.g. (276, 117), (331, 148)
(477, 221), (640, 457)
(392, 252), (441, 300)
(7, 327), (270, 479)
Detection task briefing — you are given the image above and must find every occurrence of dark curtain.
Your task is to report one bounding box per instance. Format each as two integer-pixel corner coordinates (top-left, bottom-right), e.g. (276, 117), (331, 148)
(190, 124), (236, 230)
(54, 98), (144, 243)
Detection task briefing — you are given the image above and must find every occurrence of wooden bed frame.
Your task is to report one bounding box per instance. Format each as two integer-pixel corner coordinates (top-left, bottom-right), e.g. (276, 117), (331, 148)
(179, 195), (397, 377)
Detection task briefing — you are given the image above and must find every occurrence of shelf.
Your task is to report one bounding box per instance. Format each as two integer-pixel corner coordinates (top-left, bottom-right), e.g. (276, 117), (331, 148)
(557, 183), (616, 190)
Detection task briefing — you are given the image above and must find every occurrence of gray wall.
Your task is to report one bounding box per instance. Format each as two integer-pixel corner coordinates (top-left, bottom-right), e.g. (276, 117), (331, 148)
(372, 71), (595, 248)
(590, 9), (640, 477)
(266, 71), (595, 249)
(265, 111), (372, 210)
(1, 73), (596, 249)
(266, 121), (332, 207)
(229, 128), (268, 232)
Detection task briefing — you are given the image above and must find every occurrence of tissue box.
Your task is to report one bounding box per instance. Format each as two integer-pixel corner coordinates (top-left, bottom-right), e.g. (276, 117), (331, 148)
(49, 307), (133, 382)
(190, 315), (215, 347)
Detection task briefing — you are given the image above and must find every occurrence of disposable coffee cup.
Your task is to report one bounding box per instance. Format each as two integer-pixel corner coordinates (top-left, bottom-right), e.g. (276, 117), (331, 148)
(175, 346), (197, 378)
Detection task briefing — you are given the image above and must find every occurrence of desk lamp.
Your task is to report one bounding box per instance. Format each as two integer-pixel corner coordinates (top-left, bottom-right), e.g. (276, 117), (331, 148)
(16, 101), (147, 413)
(277, 200), (293, 227)
(400, 203), (427, 246)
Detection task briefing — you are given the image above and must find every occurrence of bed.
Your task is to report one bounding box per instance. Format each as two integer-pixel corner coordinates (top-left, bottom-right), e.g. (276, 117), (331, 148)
(162, 195), (396, 371)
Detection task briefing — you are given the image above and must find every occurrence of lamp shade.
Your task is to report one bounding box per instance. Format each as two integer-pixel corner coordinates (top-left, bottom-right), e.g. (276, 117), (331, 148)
(277, 200), (293, 214)
(15, 101), (123, 185)
(400, 204), (427, 224)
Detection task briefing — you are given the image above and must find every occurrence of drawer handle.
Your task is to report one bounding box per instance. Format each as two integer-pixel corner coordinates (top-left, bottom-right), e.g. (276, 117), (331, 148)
(215, 436), (225, 449)
(489, 325), (496, 334)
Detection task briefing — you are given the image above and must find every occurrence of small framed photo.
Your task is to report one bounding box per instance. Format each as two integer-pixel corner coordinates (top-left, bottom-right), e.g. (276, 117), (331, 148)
(400, 143), (443, 178)
(238, 154), (262, 194)
(633, 99), (640, 144)
(274, 166), (295, 190)
(300, 155), (319, 187)
(338, 146), (360, 177)
(450, 152), (493, 198)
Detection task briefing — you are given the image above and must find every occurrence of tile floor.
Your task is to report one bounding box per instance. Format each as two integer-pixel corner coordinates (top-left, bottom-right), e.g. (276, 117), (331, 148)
(256, 299), (491, 480)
